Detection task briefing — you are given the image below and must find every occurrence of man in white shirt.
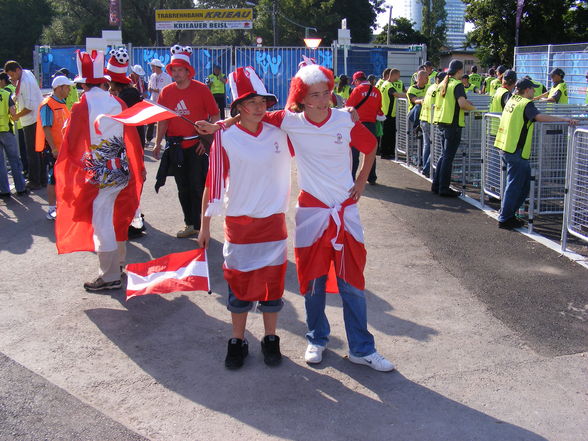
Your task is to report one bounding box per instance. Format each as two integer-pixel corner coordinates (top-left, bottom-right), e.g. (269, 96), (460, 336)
(4, 60), (44, 189)
(146, 59), (172, 144)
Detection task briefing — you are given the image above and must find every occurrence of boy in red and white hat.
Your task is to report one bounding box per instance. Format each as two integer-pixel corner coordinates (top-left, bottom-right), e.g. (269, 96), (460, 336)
(55, 50), (145, 291)
(154, 45), (220, 238)
(198, 64), (395, 372)
(198, 67), (291, 370)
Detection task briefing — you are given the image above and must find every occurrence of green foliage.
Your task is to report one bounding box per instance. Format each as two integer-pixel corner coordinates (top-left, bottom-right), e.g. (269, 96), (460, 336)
(464, 0), (586, 67)
(420, 0), (446, 65)
(0, 0), (53, 67)
(373, 17), (427, 45)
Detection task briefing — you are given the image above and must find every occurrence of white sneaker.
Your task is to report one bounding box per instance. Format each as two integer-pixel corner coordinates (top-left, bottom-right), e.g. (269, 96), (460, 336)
(46, 206), (56, 220)
(348, 351), (395, 372)
(304, 344), (326, 364)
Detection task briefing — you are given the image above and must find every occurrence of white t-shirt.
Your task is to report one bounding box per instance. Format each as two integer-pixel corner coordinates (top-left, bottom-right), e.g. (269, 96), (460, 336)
(148, 72), (172, 102)
(221, 122), (291, 218)
(15, 69), (43, 127)
(281, 109), (355, 207)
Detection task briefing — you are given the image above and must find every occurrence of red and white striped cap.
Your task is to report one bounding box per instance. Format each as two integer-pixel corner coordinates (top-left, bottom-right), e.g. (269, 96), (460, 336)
(74, 50), (108, 84)
(105, 48), (131, 84)
(228, 66), (277, 116)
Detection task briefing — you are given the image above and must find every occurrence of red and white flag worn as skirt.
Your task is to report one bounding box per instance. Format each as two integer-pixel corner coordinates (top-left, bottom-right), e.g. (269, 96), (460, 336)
(223, 213), (288, 302)
(294, 191), (366, 295)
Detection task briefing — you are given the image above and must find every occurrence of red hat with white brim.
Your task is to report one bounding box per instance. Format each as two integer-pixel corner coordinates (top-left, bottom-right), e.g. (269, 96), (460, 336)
(165, 44), (195, 78)
(286, 64), (334, 111)
(74, 50), (108, 84)
(105, 48), (131, 84)
(228, 66), (277, 117)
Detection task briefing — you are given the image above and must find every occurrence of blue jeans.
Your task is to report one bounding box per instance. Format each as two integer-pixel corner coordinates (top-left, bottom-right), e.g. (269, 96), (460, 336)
(499, 150), (531, 222)
(304, 276), (375, 357)
(432, 125), (462, 193)
(420, 121), (431, 176)
(0, 131), (26, 193)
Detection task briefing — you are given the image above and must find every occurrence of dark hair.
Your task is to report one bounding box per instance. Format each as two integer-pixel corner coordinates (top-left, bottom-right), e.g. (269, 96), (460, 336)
(382, 68), (391, 79)
(418, 64), (426, 70)
(337, 74), (349, 92)
(462, 74), (469, 79)
(390, 68), (400, 76)
(4, 60), (21, 73)
(367, 74), (376, 84)
(488, 68), (496, 76)
(0, 72), (9, 83)
(471, 65), (478, 73)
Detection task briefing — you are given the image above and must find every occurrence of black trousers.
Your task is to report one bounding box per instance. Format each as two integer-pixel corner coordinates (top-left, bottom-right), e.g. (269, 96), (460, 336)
(381, 116), (396, 157)
(173, 144), (208, 229)
(146, 123), (155, 142)
(351, 121), (377, 183)
(213, 93), (226, 119)
(23, 123), (46, 187)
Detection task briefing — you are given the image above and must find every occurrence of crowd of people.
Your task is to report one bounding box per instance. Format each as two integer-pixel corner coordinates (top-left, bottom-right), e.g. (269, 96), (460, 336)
(0, 45), (583, 371)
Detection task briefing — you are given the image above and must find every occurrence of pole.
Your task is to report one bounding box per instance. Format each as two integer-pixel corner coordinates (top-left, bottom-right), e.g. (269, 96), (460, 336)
(272, 0), (277, 46)
(386, 5), (392, 45)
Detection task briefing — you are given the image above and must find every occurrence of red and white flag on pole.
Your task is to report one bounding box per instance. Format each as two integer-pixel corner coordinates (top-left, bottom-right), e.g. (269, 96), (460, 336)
(125, 249), (211, 300)
(95, 100), (178, 134)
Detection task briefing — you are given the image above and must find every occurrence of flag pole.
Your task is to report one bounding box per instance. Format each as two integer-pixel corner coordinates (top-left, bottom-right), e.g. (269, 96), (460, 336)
(143, 99), (202, 128)
(204, 249), (212, 294)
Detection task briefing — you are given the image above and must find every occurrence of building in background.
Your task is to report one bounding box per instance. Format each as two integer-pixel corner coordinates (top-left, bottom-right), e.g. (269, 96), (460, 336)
(391, 0), (423, 30)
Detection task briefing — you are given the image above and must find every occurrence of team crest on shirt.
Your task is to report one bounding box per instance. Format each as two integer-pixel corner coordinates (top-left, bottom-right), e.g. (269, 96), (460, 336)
(274, 142), (280, 153)
(334, 133), (343, 144)
(83, 136), (129, 189)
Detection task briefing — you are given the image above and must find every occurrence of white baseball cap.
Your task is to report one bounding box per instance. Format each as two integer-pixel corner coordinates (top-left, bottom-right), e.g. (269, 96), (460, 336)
(52, 75), (74, 89)
(131, 64), (145, 75)
(149, 59), (164, 68)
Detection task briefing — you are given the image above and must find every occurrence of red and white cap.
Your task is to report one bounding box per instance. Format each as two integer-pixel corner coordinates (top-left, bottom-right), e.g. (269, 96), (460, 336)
(105, 48), (131, 84)
(297, 55), (317, 70)
(74, 50), (108, 84)
(228, 66), (277, 116)
(165, 44), (194, 78)
(286, 64), (334, 111)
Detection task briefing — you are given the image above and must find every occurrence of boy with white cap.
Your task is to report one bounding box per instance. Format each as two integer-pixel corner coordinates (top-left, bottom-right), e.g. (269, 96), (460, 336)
(146, 59), (171, 144)
(35, 75), (73, 219)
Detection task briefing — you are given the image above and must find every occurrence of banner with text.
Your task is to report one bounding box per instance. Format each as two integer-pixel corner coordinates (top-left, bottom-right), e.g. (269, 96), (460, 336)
(155, 8), (253, 30)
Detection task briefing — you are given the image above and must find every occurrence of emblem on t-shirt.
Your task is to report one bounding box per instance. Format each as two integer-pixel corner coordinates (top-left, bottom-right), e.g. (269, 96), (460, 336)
(175, 100), (190, 116)
(334, 133), (343, 144)
(274, 141), (280, 153)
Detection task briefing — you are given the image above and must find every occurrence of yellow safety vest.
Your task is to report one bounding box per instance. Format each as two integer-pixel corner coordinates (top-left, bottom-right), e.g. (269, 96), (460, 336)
(406, 84), (427, 111)
(464, 83), (477, 94)
(0, 88), (11, 132)
(484, 76), (494, 94)
(548, 81), (568, 104)
(65, 85), (79, 110)
(490, 87), (510, 113)
(207, 73), (226, 94)
(494, 94), (534, 160)
(433, 78), (465, 127)
(381, 81), (401, 117)
(488, 77), (501, 96)
(469, 73), (482, 89)
(336, 85), (351, 100)
(420, 83), (437, 123)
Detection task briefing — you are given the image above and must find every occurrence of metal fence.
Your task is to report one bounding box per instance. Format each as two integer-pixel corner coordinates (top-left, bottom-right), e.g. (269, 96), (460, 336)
(394, 98), (419, 166)
(562, 127), (588, 251)
(514, 43), (588, 105)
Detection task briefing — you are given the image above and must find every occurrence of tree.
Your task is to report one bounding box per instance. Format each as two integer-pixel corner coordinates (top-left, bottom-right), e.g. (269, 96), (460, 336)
(0, 0), (53, 67)
(373, 17), (427, 45)
(420, 0), (446, 65)
(464, 0), (585, 67)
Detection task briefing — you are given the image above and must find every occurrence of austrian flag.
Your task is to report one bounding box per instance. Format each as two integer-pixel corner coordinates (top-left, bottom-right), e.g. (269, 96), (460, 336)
(95, 100), (178, 134)
(126, 249), (210, 300)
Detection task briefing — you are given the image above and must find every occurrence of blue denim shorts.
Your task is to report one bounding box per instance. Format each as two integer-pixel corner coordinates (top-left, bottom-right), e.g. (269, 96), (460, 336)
(227, 285), (284, 314)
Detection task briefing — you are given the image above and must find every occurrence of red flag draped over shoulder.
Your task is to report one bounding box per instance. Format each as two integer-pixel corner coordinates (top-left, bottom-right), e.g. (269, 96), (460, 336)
(54, 92), (144, 254)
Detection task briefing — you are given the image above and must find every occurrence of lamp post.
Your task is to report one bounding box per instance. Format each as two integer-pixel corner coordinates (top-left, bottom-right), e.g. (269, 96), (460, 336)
(387, 4), (392, 45)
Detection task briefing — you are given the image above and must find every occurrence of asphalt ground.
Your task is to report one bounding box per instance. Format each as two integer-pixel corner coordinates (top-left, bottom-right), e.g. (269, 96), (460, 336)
(0, 151), (586, 441)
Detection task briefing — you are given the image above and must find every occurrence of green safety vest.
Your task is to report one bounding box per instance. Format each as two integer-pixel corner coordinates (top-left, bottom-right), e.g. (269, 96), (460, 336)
(488, 77), (501, 96)
(392, 80), (404, 92)
(490, 87), (510, 113)
(375, 78), (384, 90)
(66, 85), (79, 110)
(207, 73), (226, 94)
(406, 84), (427, 111)
(0, 88), (11, 132)
(420, 83), (437, 123)
(548, 81), (568, 104)
(494, 94), (534, 160)
(429, 71), (437, 84)
(433, 78), (465, 127)
(4, 84), (20, 131)
(381, 80), (402, 117)
(484, 76), (494, 94)
(464, 83), (477, 94)
(469, 73), (482, 89)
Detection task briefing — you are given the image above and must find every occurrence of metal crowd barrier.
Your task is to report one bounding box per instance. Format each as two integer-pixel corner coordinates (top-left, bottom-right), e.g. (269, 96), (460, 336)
(395, 98), (420, 167)
(561, 127), (588, 251)
(481, 109), (588, 233)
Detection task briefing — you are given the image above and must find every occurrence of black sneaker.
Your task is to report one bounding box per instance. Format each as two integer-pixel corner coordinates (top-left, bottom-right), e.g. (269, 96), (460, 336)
(83, 277), (122, 291)
(225, 338), (249, 370)
(439, 188), (461, 198)
(261, 335), (282, 366)
(127, 225), (145, 239)
(498, 217), (525, 230)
